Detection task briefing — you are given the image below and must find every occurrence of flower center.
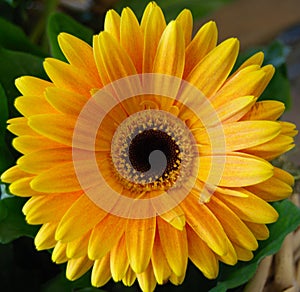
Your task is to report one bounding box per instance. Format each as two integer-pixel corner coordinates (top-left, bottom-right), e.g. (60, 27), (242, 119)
(111, 109), (197, 192)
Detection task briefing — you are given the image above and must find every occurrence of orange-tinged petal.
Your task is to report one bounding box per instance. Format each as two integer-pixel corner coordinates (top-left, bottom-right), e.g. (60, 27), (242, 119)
(186, 225), (219, 279)
(216, 190), (279, 223)
(241, 100), (285, 121)
(45, 87), (87, 115)
(176, 9), (193, 46)
(151, 233), (171, 284)
(126, 217), (156, 273)
(136, 262), (157, 292)
(66, 255), (93, 281)
(66, 230), (91, 258)
(43, 58), (95, 97)
(216, 237), (238, 265)
(184, 21), (217, 78)
(35, 222), (58, 250)
(17, 148), (72, 174)
(208, 196), (258, 250)
(56, 194), (107, 242)
(186, 38), (239, 97)
(142, 5), (166, 73)
(88, 214), (125, 260)
(169, 272), (186, 285)
(181, 194), (228, 256)
(91, 254), (111, 287)
(104, 9), (120, 40)
(120, 7), (144, 73)
(58, 33), (101, 84)
(157, 217), (188, 277)
(110, 235), (129, 281)
(158, 205), (185, 231)
(243, 221), (269, 240)
(15, 76), (53, 96)
(15, 96), (57, 117)
(23, 191), (81, 224)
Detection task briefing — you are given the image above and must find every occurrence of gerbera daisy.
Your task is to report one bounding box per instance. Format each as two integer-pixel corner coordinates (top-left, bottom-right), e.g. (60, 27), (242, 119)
(1, 2), (297, 291)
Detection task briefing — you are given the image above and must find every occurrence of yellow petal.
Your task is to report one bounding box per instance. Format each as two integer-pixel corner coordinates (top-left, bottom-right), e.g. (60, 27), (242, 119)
(184, 21), (217, 78)
(158, 205), (185, 231)
(58, 33), (101, 84)
(56, 194), (107, 242)
(23, 192), (81, 224)
(104, 9), (120, 40)
(120, 7), (144, 73)
(97, 31), (137, 84)
(1, 165), (29, 183)
(140, 2), (158, 31)
(88, 214), (125, 260)
(186, 225), (219, 279)
(181, 194), (228, 256)
(110, 235), (129, 281)
(246, 167), (294, 201)
(176, 9), (193, 46)
(15, 96), (57, 117)
(45, 87), (87, 115)
(153, 21), (185, 78)
(214, 95), (256, 124)
(243, 221), (269, 240)
(44, 58), (95, 97)
(7, 117), (38, 136)
(157, 217), (188, 277)
(142, 5), (166, 73)
(91, 254), (111, 287)
(208, 196), (258, 250)
(237, 52), (264, 70)
(35, 222), (58, 250)
(17, 148), (72, 174)
(169, 272), (186, 285)
(13, 135), (64, 154)
(28, 114), (76, 146)
(279, 121), (298, 137)
(216, 190), (278, 223)
(126, 217), (156, 273)
(216, 237), (237, 265)
(15, 76), (53, 96)
(9, 176), (46, 197)
(66, 255), (93, 281)
(234, 244), (254, 261)
(30, 161), (81, 193)
(122, 266), (136, 286)
(52, 241), (68, 264)
(186, 38), (239, 97)
(198, 153), (273, 187)
(241, 100), (285, 121)
(66, 230), (91, 258)
(151, 233), (171, 284)
(136, 262), (157, 292)
(212, 68), (265, 107)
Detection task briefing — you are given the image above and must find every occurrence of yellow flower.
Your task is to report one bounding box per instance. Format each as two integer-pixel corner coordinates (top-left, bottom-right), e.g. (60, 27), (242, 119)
(1, 2), (297, 291)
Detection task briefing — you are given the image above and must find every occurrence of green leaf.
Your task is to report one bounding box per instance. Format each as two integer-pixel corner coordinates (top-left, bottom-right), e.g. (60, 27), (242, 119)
(0, 46), (46, 118)
(209, 199), (300, 292)
(115, 0), (234, 22)
(47, 12), (94, 61)
(0, 84), (14, 173)
(0, 196), (39, 244)
(0, 17), (46, 57)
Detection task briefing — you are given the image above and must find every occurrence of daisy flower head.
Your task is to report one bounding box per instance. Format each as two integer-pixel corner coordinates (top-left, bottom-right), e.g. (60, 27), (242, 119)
(1, 2), (297, 291)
